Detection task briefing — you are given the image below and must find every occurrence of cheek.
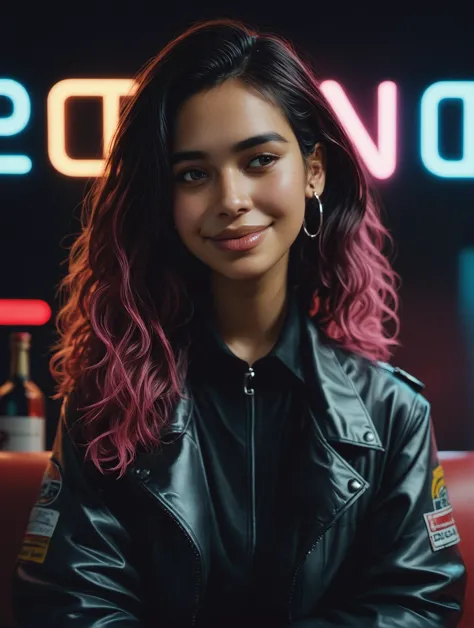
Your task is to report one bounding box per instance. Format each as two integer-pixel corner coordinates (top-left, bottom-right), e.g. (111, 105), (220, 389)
(266, 166), (306, 221)
(173, 196), (203, 236)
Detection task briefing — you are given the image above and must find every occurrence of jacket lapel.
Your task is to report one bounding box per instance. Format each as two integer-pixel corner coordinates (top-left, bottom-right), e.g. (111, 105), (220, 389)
(128, 390), (213, 587)
(303, 316), (384, 451)
(286, 315), (385, 558)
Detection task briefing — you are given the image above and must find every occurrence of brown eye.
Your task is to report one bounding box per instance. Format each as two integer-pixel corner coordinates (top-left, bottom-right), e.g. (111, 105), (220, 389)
(176, 169), (206, 183)
(248, 154), (278, 168)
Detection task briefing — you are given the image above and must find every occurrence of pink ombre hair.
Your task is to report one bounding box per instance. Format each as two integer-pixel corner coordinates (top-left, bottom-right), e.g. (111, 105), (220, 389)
(50, 18), (400, 476)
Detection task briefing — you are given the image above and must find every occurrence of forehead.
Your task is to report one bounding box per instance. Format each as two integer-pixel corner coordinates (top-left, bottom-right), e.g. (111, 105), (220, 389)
(172, 79), (292, 150)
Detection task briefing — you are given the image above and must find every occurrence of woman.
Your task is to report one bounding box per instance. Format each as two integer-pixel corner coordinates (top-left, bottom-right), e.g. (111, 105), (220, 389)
(13, 17), (466, 627)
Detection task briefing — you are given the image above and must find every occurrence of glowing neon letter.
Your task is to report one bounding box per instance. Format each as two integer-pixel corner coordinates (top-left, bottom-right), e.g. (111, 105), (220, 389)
(319, 80), (397, 180)
(421, 81), (474, 178)
(47, 78), (137, 177)
(0, 79), (32, 174)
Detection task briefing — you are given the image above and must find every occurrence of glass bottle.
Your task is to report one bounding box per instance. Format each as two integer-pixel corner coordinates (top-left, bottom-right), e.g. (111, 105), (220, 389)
(0, 332), (46, 451)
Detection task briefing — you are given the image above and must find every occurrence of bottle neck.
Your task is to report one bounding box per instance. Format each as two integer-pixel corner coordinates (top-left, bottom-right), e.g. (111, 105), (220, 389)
(10, 344), (30, 380)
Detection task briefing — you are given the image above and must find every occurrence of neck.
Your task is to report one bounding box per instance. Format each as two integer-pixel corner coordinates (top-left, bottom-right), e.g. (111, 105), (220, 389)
(210, 256), (289, 365)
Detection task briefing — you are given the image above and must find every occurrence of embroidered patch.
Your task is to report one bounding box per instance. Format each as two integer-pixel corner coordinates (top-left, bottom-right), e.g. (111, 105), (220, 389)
(36, 459), (62, 507)
(424, 464), (460, 551)
(18, 507), (60, 564)
(424, 505), (460, 551)
(431, 464), (449, 509)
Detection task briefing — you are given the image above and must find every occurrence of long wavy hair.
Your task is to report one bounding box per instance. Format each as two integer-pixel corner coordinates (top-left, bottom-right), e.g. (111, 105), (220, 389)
(50, 18), (400, 476)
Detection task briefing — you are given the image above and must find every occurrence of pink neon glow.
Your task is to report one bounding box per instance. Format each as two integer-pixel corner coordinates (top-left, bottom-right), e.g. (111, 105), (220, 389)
(0, 300), (52, 325)
(320, 80), (398, 180)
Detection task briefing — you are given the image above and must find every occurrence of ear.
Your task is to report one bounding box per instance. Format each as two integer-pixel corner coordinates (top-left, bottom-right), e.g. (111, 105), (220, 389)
(304, 143), (326, 200)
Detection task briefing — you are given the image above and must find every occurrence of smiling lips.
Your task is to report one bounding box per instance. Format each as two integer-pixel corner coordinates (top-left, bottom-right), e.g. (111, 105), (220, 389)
(209, 225), (270, 252)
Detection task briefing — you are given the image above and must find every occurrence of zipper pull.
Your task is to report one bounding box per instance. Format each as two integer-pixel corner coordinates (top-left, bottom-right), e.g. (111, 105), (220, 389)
(243, 367), (255, 396)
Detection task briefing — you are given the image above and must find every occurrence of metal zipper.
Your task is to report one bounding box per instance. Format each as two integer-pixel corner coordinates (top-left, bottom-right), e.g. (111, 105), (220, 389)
(243, 366), (256, 571)
(287, 521), (338, 623)
(140, 481), (203, 627)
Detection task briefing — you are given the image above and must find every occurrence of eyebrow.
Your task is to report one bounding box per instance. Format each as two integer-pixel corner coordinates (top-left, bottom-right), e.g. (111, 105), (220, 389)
(171, 132), (289, 166)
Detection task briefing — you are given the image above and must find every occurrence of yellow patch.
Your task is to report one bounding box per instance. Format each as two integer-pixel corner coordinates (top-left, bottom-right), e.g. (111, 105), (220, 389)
(431, 464), (450, 511)
(432, 464), (445, 501)
(18, 534), (50, 564)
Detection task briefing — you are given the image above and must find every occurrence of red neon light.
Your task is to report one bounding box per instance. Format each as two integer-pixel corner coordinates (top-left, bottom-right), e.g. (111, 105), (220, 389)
(0, 300), (52, 326)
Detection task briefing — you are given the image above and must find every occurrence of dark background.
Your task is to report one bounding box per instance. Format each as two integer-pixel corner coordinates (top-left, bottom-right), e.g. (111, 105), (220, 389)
(0, 12), (473, 450)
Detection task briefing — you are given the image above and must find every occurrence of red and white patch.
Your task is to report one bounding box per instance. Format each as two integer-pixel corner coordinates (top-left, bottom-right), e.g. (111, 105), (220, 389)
(424, 505), (460, 551)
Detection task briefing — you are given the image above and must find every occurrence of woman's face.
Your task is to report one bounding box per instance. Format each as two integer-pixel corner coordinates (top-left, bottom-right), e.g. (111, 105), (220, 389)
(171, 78), (325, 282)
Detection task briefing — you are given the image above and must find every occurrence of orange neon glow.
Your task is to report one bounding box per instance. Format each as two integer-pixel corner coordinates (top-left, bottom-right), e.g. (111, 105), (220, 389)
(0, 300), (52, 326)
(47, 79), (137, 177)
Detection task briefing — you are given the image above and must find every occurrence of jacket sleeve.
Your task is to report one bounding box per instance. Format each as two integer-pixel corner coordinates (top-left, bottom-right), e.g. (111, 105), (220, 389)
(12, 395), (144, 627)
(288, 394), (467, 628)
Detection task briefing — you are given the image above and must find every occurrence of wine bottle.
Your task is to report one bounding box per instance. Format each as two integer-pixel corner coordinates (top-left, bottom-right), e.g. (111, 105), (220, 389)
(0, 332), (46, 451)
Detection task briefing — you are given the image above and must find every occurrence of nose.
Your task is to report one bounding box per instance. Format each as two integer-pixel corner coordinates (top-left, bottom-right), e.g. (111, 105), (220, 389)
(214, 169), (253, 217)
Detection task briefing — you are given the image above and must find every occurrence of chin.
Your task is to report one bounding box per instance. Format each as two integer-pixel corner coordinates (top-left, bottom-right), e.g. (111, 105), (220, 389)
(211, 260), (277, 282)
(219, 270), (268, 282)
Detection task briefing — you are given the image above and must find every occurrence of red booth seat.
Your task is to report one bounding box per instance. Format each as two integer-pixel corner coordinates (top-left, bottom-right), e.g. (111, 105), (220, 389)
(0, 451), (472, 627)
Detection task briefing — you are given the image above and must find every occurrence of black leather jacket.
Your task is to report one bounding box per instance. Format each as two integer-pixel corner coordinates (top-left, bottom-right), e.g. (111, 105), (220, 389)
(13, 310), (467, 627)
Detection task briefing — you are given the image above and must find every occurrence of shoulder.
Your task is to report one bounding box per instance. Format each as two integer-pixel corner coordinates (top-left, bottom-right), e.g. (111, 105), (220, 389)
(52, 391), (86, 464)
(53, 391), (119, 489)
(331, 345), (431, 435)
(54, 390), (103, 479)
(374, 361), (425, 394)
(332, 344), (424, 392)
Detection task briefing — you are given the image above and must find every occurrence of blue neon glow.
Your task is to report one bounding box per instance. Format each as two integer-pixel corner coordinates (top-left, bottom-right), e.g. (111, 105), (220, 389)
(458, 248), (474, 428)
(421, 81), (474, 178)
(0, 155), (32, 174)
(0, 78), (32, 174)
(459, 248), (474, 317)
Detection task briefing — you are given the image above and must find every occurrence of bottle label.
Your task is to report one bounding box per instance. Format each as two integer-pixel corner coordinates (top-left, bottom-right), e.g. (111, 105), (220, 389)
(0, 416), (46, 451)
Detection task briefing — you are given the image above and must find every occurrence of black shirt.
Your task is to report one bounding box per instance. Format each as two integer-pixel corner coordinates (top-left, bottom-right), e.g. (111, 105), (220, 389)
(188, 292), (306, 626)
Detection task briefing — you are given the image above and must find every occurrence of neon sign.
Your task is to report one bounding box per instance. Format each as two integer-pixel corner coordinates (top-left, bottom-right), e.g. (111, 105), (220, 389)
(47, 79), (137, 177)
(0, 300), (52, 326)
(421, 82), (474, 178)
(1, 78), (473, 179)
(0, 79), (32, 174)
(320, 80), (397, 179)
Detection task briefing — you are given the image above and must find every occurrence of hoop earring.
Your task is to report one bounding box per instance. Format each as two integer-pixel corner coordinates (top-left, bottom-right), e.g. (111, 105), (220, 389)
(303, 191), (323, 239)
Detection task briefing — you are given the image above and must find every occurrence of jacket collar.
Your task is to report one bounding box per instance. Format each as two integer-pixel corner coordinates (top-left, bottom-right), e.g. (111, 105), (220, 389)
(162, 304), (384, 452)
(270, 289), (304, 382)
(188, 288), (304, 383)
